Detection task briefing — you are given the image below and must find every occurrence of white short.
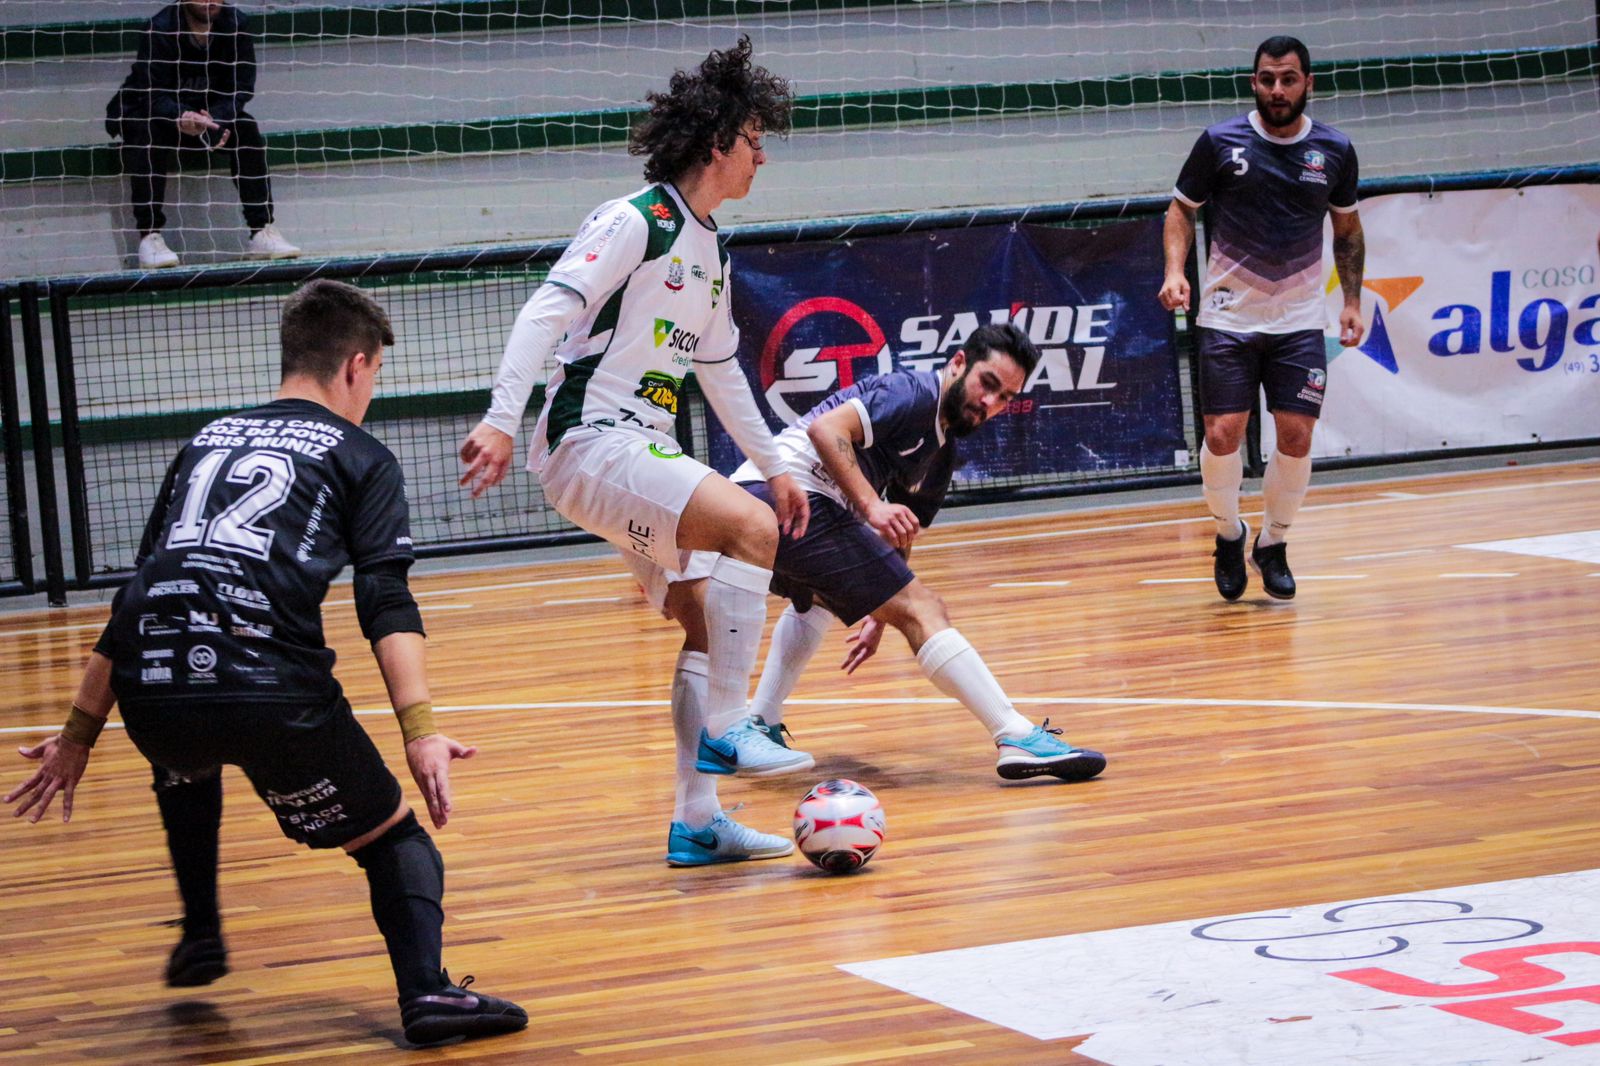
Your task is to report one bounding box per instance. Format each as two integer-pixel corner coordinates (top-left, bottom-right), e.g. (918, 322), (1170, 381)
(539, 425), (714, 571)
(624, 548), (718, 615)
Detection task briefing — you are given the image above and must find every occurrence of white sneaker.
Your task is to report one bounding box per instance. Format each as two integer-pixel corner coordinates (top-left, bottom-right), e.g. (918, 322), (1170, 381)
(696, 715), (815, 777)
(247, 224), (301, 260)
(138, 232), (179, 269)
(665, 811), (794, 866)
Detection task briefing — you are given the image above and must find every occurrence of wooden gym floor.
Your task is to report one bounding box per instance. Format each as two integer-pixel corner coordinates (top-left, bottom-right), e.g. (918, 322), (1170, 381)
(1, 456), (1597, 1064)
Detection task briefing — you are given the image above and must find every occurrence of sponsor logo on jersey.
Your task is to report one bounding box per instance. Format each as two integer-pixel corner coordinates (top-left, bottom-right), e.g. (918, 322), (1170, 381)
(652, 318), (701, 354)
(665, 256), (686, 292)
(647, 442), (685, 459)
(582, 209), (626, 262)
(141, 664), (173, 683)
(1299, 149), (1329, 184)
(187, 610), (221, 632)
(1207, 287), (1237, 312)
(217, 583), (271, 610)
(634, 371), (684, 415)
(691, 264), (708, 282)
(138, 613), (181, 636)
(650, 201), (677, 232)
(711, 276), (724, 308)
(230, 614), (274, 639)
(187, 644), (219, 680)
(1307, 368), (1327, 389)
(148, 579), (201, 597)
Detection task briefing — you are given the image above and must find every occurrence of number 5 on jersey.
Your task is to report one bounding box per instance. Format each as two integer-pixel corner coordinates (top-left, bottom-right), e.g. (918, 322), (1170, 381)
(167, 449), (298, 561)
(1230, 147), (1249, 175)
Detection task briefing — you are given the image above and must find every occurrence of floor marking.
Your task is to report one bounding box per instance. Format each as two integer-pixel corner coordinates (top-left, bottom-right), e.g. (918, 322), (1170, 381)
(1294, 575), (1368, 581)
(0, 620), (109, 638)
(990, 580), (1071, 587)
(328, 571), (630, 607)
(418, 603), (473, 611)
(1439, 572), (1518, 578)
(1342, 548), (1432, 561)
(841, 867), (1600, 1063)
(5, 693), (1596, 738)
(1376, 490), (1423, 498)
(1458, 529), (1600, 565)
(921, 475), (1600, 552)
(541, 596), (623, 606)
(1139, 578), (1212, 584)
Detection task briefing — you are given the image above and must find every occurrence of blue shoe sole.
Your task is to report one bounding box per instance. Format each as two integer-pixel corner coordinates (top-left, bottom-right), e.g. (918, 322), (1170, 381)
(997, 750), (1107, 782)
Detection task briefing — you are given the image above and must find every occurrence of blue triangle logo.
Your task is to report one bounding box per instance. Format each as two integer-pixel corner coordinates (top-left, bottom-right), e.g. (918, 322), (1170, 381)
(1359, 304), (1399, 374)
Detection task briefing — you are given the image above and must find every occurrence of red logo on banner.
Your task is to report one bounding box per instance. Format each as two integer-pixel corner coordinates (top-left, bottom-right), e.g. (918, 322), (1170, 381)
(759, 296), (888, 392)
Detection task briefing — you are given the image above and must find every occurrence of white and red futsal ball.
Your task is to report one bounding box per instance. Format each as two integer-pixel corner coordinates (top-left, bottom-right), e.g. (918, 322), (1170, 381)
(793, 779), (886, 873)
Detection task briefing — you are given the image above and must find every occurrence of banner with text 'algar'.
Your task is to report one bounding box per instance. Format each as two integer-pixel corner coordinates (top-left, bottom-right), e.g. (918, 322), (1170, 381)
(1312, 183), (1600, 458)
(706, 219), (1185, 482)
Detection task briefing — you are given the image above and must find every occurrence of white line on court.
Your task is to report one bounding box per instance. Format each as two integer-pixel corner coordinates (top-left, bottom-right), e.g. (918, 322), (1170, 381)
(1439, 572), (1519, 578)
(990, 581), (1071, 587)
(542, 596), (623, 606)
(1343, 549), (1433, 561)
(919, 475), (1600, 552)
(1296, 574), (1369, 581)
(1139, 578), (1211, 584)
(6, 694), (1597, 738)
(418, 603), (474, 611)
(327, 571), (629, 607)
(1377, 491), (1424, 498)
(0, 621), (109, 638)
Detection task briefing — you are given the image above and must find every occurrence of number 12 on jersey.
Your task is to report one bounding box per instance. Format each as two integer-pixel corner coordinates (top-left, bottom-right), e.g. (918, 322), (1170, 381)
(167, 449), (298, 561)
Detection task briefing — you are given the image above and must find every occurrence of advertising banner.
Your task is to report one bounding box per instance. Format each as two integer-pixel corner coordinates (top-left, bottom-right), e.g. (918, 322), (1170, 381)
(1304, 184), (1600, 458)
(707, 219), (1186, 483)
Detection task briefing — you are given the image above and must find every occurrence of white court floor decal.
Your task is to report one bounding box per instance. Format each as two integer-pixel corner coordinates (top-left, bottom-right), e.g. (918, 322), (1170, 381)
(841, 868), (1600, 1065)
(1458, 529), (1600, 565)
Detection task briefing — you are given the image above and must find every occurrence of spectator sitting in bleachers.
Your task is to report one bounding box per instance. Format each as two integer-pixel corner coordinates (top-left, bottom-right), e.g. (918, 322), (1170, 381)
(106, 0), (299, 269)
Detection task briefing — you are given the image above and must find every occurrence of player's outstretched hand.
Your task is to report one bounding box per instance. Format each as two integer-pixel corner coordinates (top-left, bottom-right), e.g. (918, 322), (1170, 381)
(769, 472), (811, 539)
(6, 735), (92, 824)
(458, 422), (514, 498)
(841, 616), (885, 675)
(405, 733), (478, 829)
(1338, 305), (1365, 347)
(864, 500), (919, 550)
(1157, 273), (1190, 312)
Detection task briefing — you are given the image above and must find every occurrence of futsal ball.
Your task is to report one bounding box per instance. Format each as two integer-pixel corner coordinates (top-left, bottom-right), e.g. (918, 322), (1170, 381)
(794, 779), (886, 873)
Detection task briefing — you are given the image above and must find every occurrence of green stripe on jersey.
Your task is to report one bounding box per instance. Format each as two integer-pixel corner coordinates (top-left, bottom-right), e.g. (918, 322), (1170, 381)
(545, 353), (603, 451)
(628, 186), (685, 262)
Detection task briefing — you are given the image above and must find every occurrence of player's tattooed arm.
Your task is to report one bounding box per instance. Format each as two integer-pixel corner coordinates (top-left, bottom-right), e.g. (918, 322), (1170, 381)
(1332, 211), (1365, 305)
(807, 404), (919, 549)
(1331, 210), (1367, 346)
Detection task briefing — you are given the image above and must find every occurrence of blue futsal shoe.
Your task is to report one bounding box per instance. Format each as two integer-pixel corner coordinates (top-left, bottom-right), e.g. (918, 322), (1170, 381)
(996, 719), (1107, 782)
(696, 715), (815, 777)
(666, 811), (795, 866)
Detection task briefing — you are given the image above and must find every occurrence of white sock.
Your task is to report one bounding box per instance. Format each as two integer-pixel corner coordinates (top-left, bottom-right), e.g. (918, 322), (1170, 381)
(703, 555), (771, 738)
(1200, 441), (1245, 540)
(671, 651), (721, 827)
(1259, 449), (1312, 548)
(915, 628), (1033, 742)
(750, 604), (835, 728)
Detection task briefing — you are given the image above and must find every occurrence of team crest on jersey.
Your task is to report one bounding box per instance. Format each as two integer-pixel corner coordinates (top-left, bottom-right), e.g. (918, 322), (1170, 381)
(1303, 150), (1326, 171)
(1307, 368), (1327, 389)
(665, 256), (686, 292)
(635, 371), (684, 415)
(649, 201), (677, 231)
(1299, 149), (1329, 184)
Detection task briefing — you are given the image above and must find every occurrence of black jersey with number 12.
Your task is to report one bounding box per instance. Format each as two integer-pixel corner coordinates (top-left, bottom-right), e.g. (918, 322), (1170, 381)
(101, 398), (415, 705)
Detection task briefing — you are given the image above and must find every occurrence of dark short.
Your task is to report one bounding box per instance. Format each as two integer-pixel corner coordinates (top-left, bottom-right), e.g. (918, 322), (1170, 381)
(1198, 327), (1328, 417)
(741, 481), (915, 626)
(120, 693), (404, 850)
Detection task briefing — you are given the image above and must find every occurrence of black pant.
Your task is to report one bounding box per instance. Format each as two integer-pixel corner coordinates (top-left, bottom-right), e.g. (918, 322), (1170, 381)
(119, 112), (273, 234)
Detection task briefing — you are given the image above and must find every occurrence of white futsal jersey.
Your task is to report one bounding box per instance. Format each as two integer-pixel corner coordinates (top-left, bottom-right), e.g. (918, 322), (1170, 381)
(531, 182), (736, 456)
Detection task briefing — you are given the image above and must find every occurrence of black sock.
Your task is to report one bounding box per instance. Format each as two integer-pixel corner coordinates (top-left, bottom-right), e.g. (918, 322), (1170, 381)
(350, 811), (447, 1003)
(151, 765), (223, 939)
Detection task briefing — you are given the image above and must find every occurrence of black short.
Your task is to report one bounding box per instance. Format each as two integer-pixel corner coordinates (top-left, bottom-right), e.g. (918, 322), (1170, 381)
(1198, 327), (1328, 417)
(120, 694), (404, 850)
(742, 482), (915, 625)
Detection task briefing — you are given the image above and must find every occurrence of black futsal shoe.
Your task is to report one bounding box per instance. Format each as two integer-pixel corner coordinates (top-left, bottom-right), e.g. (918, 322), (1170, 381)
(166, 932), (228, 987)
(1212, 519), (1249, 601)
(1250, 536), (1297, 600)
(401, 971), (528, 1046)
